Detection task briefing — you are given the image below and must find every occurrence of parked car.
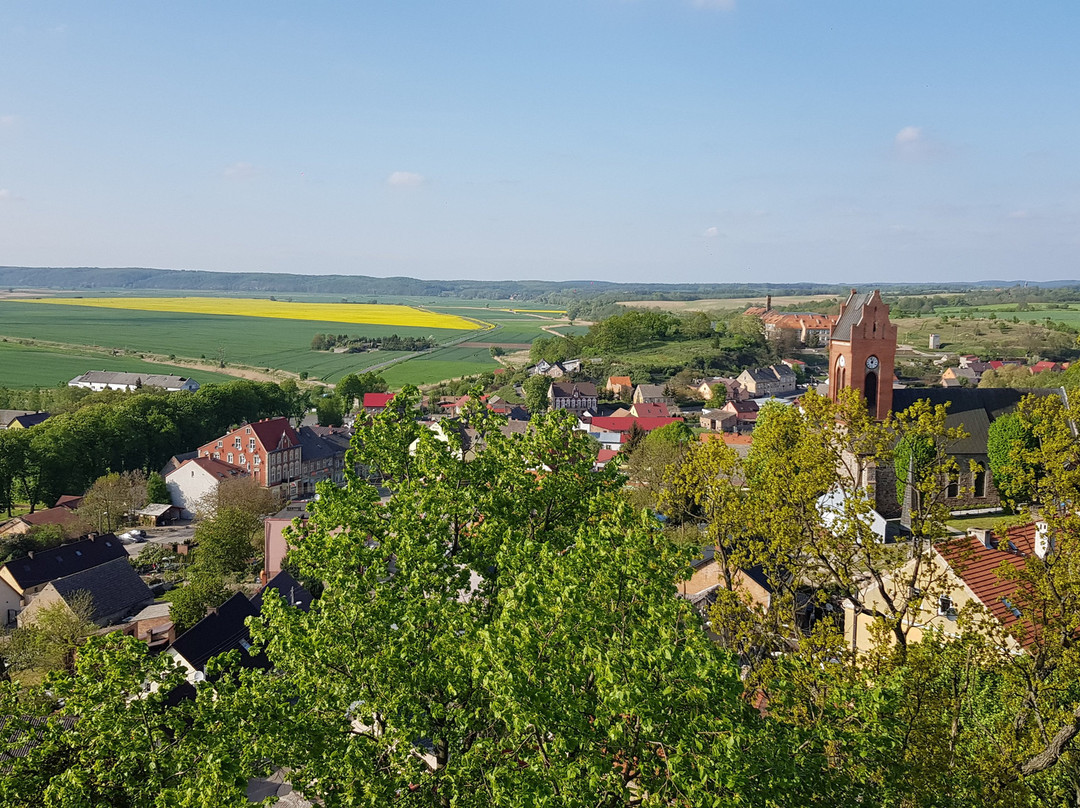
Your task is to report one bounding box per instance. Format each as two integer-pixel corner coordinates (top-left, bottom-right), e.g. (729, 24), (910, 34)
(119, 529), (147, 542)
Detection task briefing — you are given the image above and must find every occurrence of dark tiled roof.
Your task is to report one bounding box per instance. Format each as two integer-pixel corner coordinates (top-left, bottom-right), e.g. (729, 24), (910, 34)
(891, 387), (1066, 454)
(831, 292), (875, 342)
(550, 382), (598, 398)
(252, 570), (313, 612)
(0, 715), (77, 772)
(48, 557), (153, 624)
(161, 451), (198, 476)
(169, 593), (267, 674)
(2, 535), (126, 590)
(8, 412), (50, 428)
(297, 425), (342, 463)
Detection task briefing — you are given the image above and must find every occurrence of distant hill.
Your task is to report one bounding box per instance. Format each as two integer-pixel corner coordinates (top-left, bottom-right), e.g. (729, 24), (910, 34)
(0, 266), (1076, 302)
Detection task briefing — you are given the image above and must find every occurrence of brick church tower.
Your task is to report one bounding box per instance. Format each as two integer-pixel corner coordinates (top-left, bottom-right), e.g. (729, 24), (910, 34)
(828, 289), (897, 419)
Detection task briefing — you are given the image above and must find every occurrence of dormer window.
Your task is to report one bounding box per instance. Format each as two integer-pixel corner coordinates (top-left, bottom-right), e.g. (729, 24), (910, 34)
(938, 595), (955, 617)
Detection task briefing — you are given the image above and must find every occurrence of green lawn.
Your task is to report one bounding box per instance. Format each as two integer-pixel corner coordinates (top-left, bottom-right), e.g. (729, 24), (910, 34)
(380, 346), (501, 387)
(0, 340), (238, 389)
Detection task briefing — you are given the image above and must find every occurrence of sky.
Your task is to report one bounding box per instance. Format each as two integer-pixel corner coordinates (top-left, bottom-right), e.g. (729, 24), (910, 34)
(1, 1), (1078, 284)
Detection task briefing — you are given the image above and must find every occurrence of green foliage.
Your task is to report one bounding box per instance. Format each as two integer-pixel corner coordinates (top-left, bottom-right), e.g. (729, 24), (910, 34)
(146, 470), (170, 505)
(6, 591), (97, 676)
(894, 434), (936, 504)
(192, 506), (262, 576)
(315, 394), (345, 426)
(168, 567), (230, 633)
(986, 412), (1038, 506)
(522, 374), (550, 416)
(336, 370), (388, 410)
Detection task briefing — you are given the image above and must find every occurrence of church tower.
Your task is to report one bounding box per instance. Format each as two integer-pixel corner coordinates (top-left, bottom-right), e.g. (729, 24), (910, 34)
(828, 289), (897, 419)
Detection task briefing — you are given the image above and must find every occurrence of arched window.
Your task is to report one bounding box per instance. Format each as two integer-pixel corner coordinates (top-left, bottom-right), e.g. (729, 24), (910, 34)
(865, 371), (878, 417)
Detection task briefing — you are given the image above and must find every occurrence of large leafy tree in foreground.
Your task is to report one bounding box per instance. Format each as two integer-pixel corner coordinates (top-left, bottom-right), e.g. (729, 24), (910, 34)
(249, 389), (814, 806)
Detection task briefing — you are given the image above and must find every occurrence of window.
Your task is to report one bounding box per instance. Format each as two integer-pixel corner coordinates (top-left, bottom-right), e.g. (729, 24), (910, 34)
(947, 474), (959, 499)
(234, 437), (242, 449)
(938, 595), (955, 617)
(239, 454), (246, 464)
(249, 438), (256, 450)
(216, 440), (223, 448)
(974, 469), (986, 498)
(227, 453), (233, 463)
(254, 456), (261, 466)
(213, 452), (220, 460)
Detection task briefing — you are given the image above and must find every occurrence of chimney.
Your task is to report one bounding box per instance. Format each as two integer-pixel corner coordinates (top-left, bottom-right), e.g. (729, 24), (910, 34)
(765, 295), (772, 311)
(1035, 522), (1054, 559)
(26, 551), (33, 559)
(969, 528), (997, 550)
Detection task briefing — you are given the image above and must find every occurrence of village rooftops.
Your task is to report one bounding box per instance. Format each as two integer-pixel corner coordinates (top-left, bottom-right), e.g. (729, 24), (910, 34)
(28, 556), (153, 626)
(0, 534), (126, 591)
(68, 370), (199, 391)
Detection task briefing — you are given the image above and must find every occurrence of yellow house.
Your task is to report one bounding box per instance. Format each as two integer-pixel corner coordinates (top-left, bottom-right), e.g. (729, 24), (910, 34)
(843, 524), (1042, 656)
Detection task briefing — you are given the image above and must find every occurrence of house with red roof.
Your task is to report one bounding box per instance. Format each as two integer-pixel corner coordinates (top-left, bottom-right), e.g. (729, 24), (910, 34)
(197, 417), (301, 494)
(844, 522), (1047, 656)
(1030, 361), (1063, 374)
(363, 392), (395, 414)
(586, 416), (683, 435)
(630, 402), (668, 418)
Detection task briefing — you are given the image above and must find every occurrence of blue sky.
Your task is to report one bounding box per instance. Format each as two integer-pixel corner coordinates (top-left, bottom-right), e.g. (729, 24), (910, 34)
(1, 1), (1077, 284)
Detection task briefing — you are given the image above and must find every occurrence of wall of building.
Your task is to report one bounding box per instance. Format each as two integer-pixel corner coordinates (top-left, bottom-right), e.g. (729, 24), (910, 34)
(166, 467), (219, 520)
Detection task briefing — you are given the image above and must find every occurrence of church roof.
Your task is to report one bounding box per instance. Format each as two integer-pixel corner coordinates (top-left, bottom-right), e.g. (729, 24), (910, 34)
(890, 387), (1067, 455)
(830, 292), (875, 342)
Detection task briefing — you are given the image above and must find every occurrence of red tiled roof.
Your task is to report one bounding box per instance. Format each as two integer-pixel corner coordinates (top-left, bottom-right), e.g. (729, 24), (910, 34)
(363, 393), (395, 408)
(631, 403), (667, 418)
(19, 507), (86, 530)
(596, 449), (619, 464)
(722, 433), (754, 445)
(184, 457), (248, 481)
(589, 416), (683, 433)
(608, 375), (632, 387)
(936, 526), (1035, 640)
(249, 417), (299, 451)
(1030, 361), (1060, 373)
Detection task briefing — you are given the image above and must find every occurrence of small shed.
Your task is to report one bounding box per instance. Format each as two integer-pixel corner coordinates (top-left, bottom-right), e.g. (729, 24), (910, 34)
(136, 503), (182, 526)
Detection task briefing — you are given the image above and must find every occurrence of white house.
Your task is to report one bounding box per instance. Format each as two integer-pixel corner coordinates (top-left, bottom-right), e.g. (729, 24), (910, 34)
(68, 370), (200, 393)
(165, 457), (248, 519)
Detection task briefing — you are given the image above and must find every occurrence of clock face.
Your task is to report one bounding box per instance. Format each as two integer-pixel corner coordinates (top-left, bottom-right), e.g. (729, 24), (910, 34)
(866, 355), (880, 370)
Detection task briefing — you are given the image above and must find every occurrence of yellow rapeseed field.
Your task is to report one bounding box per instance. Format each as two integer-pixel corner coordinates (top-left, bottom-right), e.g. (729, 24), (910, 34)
(20, 297), (482, 331)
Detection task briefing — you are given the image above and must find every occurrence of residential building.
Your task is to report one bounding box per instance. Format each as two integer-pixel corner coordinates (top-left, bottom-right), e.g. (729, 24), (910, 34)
(630, 402), (668, 418)
(263, 502), (310, 579)
(17, 557), (153, 628)
(197, 417), (302, 495)
(586, 416), (683, 435)
(549, 382), (598, 415)
(843, 523), (1044, 656)
(745, 298), (836, 346)
(165, 457), (248, 520)
(695, 377), (748, 404)
(606, 376), (632, 397)
(632, 384), (671, 405)
(0, 534), (127, 625)
(736, 365), (797, 397)
(720, 399), (759, 429)
(699, 410), (736, 432)
(0, 410), (37, 429)
(297, 425), (352, 496)
(68, 371), (199, 392)
(363, 392), (395, 415)
(6, 412), (50, 429)
(0, 507), (90, 540)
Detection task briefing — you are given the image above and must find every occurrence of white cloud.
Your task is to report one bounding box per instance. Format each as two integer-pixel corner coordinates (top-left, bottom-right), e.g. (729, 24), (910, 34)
(703, 226), (719, 238)
(691, 0), (736, 9)
(894, 126), (922, 145)
(1007, 209), (1030, 219)
(893, 125), (950, 161)
(223, 162), (259, 180)
(387, 171), (425, 187)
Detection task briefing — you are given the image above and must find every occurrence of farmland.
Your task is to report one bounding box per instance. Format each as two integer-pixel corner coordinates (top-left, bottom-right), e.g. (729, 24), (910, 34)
(0, 339), (238, 389)
(0, 296), (580, 388)
(20, 297), (481, 331)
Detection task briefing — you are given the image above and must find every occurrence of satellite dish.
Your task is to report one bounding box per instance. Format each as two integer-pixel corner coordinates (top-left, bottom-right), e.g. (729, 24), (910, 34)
(193, 671), (206, 683)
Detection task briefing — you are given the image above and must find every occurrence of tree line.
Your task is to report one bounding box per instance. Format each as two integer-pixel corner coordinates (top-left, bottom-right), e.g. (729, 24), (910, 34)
(310, 333), (437, 352)
(0, 380), (301, 517)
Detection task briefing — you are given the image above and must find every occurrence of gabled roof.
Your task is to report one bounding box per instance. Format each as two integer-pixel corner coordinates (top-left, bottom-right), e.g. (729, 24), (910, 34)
(70, 371), (195, 389)
(54, 495), (84, 510)
(830, 291), (876, 342)
(13, 506), (88, 534)
(890, 387), (1066, 455)
(607, 375), (632, 387)
(631, 403), (667, 418)
(45, 557), (153, 625)
(634, 384), (668, 398)
(169, 593), (267, 674)
(8, 412), (50, 429)
(588, 416), (683, 433)
(171, 457), (247, 482)
(248, 418), (299, 452)
(297, 425), (346, 463)
(0, 410), (36, 428)
(252, 570), (313, 612)
(0, 534), (125, 590)
(363, 392), (395, 408)
(550, 382), (598, 398)
(936, 532), (1030, 638)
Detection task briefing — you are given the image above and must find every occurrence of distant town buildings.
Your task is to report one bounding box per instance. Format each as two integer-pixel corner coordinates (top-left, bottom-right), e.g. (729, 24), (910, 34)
(68, 371), (200, 392)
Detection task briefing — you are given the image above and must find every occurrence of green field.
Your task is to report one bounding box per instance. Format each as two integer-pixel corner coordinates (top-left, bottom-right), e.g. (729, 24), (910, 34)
(379, 346), (501, 388)
(0, 340), (238, 389)
(0, 296), (589, 389)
